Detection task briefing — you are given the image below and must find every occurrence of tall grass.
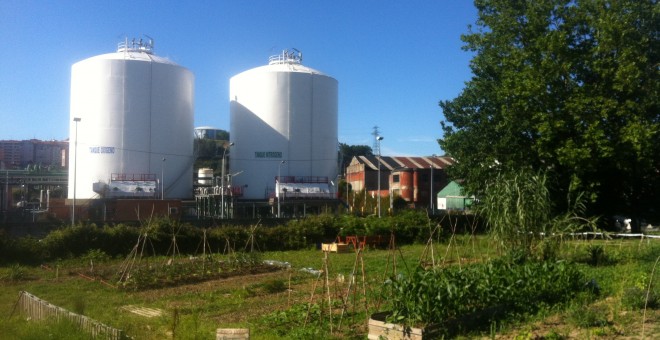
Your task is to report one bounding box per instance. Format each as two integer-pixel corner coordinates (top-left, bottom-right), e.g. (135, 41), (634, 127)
(477, 169), (595, 259)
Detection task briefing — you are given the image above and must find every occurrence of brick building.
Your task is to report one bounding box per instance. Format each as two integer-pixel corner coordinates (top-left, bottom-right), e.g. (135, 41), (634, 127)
(345, 155), (454, 209)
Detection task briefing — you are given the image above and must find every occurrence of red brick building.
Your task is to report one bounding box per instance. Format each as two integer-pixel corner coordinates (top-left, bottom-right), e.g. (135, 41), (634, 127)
(345, 155), (454, 209)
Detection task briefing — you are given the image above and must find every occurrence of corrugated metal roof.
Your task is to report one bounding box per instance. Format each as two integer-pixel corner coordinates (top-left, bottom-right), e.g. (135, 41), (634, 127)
(351, 156), (454, 170)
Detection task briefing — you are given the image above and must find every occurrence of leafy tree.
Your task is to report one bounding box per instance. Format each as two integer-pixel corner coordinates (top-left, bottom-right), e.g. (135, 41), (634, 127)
(440, 0), (659, 229)
(193, 132), (231, 175)
(338, 143), (373, 170)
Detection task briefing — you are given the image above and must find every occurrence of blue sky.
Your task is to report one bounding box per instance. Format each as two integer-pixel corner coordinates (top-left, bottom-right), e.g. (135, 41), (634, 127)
(0, 1), (477, 157)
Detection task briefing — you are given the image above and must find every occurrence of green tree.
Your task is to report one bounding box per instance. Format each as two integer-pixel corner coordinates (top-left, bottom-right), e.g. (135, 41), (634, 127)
(193, 133), (231, 175)
(338, 143), (373, 171)
(440, 0), (659, 229)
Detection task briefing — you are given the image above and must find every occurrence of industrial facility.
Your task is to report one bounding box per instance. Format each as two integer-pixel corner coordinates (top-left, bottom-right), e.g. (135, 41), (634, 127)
(0, 40), (450, 224)
(205, 49), (339, 218)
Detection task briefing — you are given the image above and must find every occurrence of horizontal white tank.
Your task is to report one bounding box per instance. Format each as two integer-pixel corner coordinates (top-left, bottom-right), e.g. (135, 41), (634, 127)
(229, 50), (338, 199)
(198, 168), (214, 185)
(69, 39), (194, 200)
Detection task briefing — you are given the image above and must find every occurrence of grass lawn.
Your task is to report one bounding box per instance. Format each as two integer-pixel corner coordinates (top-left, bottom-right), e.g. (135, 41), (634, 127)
(1, 235), (659, 339)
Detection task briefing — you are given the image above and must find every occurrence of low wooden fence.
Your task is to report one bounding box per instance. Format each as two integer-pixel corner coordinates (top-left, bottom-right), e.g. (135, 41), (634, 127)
(13, 291), (125, 339)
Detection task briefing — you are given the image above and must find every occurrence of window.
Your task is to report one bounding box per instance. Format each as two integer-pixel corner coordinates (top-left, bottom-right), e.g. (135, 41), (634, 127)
(393, 174), (400, 183)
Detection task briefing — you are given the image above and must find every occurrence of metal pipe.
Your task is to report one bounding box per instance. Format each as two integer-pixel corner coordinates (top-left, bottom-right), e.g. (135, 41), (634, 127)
(161, 157), (166, 200)
(278, 160), (286, 218)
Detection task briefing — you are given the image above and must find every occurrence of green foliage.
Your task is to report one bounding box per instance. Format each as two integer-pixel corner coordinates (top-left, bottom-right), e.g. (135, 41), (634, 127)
(81, 249), (110, 264)
(3, 317), (94, 340)
(478, 170), (552, 256)
(621, 286), (659, 310)
(620, 271), (659, 310)
(584, 245), (614, 267)
(566, 303), (609, 328)
(440, 0), (660, 226)
(477, 169), (594, 258)
(261, 279), (288, 294)
(385, 259), (588, 330)
(0, 233), (44, 265)
(0, 239), (658, 338)
(43, 224), (109, 259)
(338, 210), (432, 244)
(116, 251), (275, 291)
(259, 302), (333, 339)
(338, 143), (373, 169)
(2, 264), (27, 281)
(3, 213), (455, 264)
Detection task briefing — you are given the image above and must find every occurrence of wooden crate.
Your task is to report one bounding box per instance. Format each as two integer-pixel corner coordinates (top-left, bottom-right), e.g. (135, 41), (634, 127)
(321, 242), (350, 253)
(368, 312), (441, 340)
(216, 328), (249, 339)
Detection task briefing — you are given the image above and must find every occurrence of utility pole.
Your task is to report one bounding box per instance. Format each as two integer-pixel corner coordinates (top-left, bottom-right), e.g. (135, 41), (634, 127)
(377, 135), (383, 218)
(72, 117), (81, 226)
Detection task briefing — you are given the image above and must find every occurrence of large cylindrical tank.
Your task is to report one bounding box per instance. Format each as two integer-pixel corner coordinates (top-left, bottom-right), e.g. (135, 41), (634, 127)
(68, 39), (195, 200)
(229, 50), (338, 200)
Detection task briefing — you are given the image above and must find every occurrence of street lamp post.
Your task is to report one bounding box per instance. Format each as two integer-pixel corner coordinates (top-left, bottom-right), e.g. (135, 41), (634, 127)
(277, 160), (286, 218)
(429, 164), (434, 213)
(161, 157), (166, 200)
(346, 171), (350, 212)
(72, 117), (81, 226)
(221, 142), (234, 219)
(376, 136), (383, 218)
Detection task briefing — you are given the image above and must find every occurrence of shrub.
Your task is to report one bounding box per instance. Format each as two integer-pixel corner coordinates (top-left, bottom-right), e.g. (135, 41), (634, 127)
(0, 235), (44, 265)
(42, 224), (105, 259)
(3, 213), (453, 263)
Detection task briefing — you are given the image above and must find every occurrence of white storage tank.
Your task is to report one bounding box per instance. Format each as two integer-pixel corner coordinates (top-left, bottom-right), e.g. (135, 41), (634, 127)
(229, 49), (338, 200)
(68, 38), (195, 200)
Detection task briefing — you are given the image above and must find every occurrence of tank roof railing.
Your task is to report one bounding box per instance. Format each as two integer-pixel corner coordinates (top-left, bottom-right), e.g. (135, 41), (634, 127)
(117, 37), (154, 54)
(269, 48), (303, 65)
(276, 175), (328, 184)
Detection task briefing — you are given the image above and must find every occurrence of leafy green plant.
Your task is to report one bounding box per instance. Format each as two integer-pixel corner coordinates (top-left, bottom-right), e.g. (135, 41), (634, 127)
(586, 245), (612, 266)
(82, 249), (110, 263)
(3, 264), (27, 281)
(385, 258), (588, 330)
(259, 302), (331, 338)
